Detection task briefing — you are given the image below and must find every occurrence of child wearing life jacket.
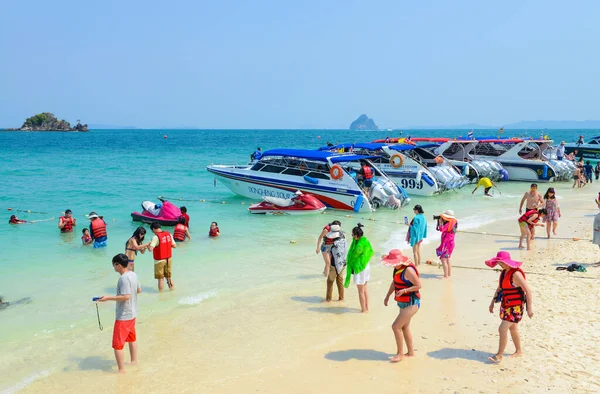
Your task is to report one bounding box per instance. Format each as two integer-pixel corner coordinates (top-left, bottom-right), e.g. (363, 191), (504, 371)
(81, 228), (93, 245)
(173, 216), (191, 242)
(486, 251), (534, 364)
(382, 249), (422, 363)
(209, 222), (220, 237)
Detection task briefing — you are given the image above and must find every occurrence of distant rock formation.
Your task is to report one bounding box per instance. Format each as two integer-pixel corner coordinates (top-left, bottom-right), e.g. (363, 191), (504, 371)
(349, 114), (378, 130)
(4, 112), (89, 132)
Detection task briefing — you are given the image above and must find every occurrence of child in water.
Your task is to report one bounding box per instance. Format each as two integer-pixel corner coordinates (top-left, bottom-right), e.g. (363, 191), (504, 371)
(81, 228), (93, 245)
(209, 222), (220, 237)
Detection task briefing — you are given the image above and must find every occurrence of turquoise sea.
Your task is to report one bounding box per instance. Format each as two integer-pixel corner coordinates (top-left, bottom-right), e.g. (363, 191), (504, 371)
(0, 128), (594, 391)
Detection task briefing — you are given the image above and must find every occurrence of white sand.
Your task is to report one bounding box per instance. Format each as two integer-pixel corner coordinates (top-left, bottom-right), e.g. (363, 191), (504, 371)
(22, 183), (600, 393)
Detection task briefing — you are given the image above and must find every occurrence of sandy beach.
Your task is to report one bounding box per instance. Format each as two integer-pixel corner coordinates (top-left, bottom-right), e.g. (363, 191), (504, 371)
(14, 182), (599, 394)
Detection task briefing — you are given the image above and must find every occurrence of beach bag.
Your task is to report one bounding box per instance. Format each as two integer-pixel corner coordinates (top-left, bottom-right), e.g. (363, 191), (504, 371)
(331, 237), (347, 273)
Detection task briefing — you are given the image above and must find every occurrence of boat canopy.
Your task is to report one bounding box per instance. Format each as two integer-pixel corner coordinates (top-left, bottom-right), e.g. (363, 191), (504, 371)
(261, 149), (380, 163)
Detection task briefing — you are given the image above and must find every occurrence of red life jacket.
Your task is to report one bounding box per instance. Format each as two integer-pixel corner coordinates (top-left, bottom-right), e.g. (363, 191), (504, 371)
(153, 231), (173, 260)
(181, 213), (190, 227)
(362, 165), (374, 179)
(60, 216), (74, 232)
(393, 264), (421, 302)
(173, 224), (186, 241)
(90, 219), (107, 239)
(209, 227), (220, 237)
(500, 268), (526, 308)
(518, 210), (539, 228)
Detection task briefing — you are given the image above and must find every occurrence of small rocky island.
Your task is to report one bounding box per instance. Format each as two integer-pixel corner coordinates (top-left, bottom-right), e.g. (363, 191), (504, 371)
(349, 114), (379, 130)
(4, 112), (89, 132)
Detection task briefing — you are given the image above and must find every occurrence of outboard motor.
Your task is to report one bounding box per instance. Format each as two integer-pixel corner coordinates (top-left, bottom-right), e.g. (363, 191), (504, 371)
(370, 179), (410, 210)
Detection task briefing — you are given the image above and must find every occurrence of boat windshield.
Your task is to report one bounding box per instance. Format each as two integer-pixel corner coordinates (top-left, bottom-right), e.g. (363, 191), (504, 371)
(251, 156), (331, 179)
(517, 142), (542, 160)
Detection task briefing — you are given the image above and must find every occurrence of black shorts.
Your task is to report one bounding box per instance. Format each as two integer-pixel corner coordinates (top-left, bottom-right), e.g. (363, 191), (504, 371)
(484, 187), (492, 194)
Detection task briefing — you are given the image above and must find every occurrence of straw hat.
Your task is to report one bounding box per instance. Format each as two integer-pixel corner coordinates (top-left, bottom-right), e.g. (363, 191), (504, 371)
(440, 210), (455, 220)
(485, 251), (522, 269)
(381, 249), (413, 267)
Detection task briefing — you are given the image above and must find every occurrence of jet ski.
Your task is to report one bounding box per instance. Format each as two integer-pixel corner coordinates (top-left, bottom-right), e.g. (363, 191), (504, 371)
(131, 199), (182, 226)
(248, 192), (326, 215)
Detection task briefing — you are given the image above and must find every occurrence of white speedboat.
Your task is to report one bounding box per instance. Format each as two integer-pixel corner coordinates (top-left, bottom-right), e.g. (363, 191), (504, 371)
(432, 140), (507, 182)
(472, 139), (559, 182)
(207, 149), (410, 213)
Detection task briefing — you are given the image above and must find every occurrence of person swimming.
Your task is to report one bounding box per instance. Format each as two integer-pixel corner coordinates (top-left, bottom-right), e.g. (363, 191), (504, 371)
(81, 228), (93, 245)
(9, 215), (27, 224)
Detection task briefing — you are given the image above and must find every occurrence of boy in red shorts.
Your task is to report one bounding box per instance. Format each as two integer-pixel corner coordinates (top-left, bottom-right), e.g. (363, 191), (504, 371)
(99, 253), (141, 373)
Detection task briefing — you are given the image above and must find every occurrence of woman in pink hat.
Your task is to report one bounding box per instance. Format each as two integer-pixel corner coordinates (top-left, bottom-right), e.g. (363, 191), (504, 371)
(435, 210), (457, 278)
(486, 251), (534, 364)
(382, 249), (422, 363)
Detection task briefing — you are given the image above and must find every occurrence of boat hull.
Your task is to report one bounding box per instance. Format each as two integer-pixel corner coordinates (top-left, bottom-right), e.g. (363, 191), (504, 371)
(208, 166), (373, 212)
(497, 161), (555, 182)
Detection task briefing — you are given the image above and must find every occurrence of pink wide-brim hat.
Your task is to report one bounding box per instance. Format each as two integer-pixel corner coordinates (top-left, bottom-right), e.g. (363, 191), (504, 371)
(381, 249), (413, 267)
(485, 251), (522, 269)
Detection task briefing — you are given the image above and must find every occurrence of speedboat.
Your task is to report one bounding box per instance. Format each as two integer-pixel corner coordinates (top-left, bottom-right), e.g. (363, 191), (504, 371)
(131, 199), (182, 226)
(248, 192), (326, 214)
(431, 139), (507, 182)
(471, 139), (559, 182)
(564, 136), (600, 160)
(320, 142), (469, 195)
(207, 149), (410, 213)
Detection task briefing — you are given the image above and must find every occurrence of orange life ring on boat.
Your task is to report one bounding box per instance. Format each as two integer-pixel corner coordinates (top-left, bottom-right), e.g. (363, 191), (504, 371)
(434, 156), (444, 165)
(330, 164), (343, 180)
(390, 153), (404, 168)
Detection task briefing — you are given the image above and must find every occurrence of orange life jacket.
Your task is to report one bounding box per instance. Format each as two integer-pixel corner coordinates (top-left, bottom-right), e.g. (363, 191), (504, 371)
(518, 210), (539, 228)
(500, 268), (526, 308)
(362, 165), (374, 179)
(393, 264), (421, 302)
(153, 231), (173, 260)
(90, 219), (107, 239)
(173, 224), (186, 241)
(60, 216), (74, 232)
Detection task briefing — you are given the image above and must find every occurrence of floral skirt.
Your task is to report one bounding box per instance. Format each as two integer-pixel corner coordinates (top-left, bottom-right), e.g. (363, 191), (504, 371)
(499, 305), (523, 323)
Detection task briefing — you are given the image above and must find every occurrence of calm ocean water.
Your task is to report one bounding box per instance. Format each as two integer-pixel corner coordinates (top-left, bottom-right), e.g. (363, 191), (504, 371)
(0, 128), (594, 390)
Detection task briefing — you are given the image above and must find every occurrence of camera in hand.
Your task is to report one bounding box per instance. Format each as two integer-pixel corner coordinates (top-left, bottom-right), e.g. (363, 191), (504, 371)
(433, 215), (441, 220)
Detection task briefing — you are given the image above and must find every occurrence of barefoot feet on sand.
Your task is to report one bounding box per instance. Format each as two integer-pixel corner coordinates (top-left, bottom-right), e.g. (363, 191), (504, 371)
(507, 352), (522, 358)
(390, 354), (403, 363)
(488, 354), (502, 363)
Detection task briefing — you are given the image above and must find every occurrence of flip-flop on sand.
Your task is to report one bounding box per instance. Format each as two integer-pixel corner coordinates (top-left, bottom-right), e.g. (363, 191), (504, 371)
(488, 355), (501, 364)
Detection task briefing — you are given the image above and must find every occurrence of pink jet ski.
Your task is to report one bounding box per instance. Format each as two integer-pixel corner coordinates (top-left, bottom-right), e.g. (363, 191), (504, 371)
(248, 192), (327, 215)
(131, 199), (182, 226)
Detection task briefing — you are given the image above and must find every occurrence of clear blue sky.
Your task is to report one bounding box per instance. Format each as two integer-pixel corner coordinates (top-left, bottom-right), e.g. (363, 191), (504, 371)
(1, 0), (598, 129)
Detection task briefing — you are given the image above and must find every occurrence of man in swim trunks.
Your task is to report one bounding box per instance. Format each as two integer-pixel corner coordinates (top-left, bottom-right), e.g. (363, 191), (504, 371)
(471, 176), (495, 197)
(98, 253), (141, 373)
(519, 184), (544, 239)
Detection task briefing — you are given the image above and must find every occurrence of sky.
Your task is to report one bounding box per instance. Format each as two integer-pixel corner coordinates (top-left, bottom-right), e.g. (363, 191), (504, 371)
(1, 0), (599, 129)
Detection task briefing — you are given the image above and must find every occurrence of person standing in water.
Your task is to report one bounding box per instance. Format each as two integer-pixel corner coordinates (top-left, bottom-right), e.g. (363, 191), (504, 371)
(344, 223), (373, 313)
(518, 184), (544, 239)
(148, 222), (177, 291)
(472, 176), (495, 197)
(179, 206), (190, 227)
(382, 249), (422, 363)
(408, 205), (427, 266)
(542, 188), (561, 238)
(173, 216), (192, 242)
(82, 229), (93, 245)
(58, 209), (76, 233)
(208, 222), (220, 237)
(89, 212), (108, 248)
(98, 253), (141, 373)
(435, 210), (457, 278)
(125, 227), (148, 271)
(486, 251), (533, 364)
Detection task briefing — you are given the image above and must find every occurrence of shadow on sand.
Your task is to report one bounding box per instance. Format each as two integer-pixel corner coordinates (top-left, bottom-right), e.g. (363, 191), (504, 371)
(307, 306), (361, 314)
(74, 356), (114, 371)
(290, 296), (323, 304)
(427, 348), (489, 363)
(296, 274), (323, 280)
(420, 273), (442, 279)
(325, 349), (390, 362)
